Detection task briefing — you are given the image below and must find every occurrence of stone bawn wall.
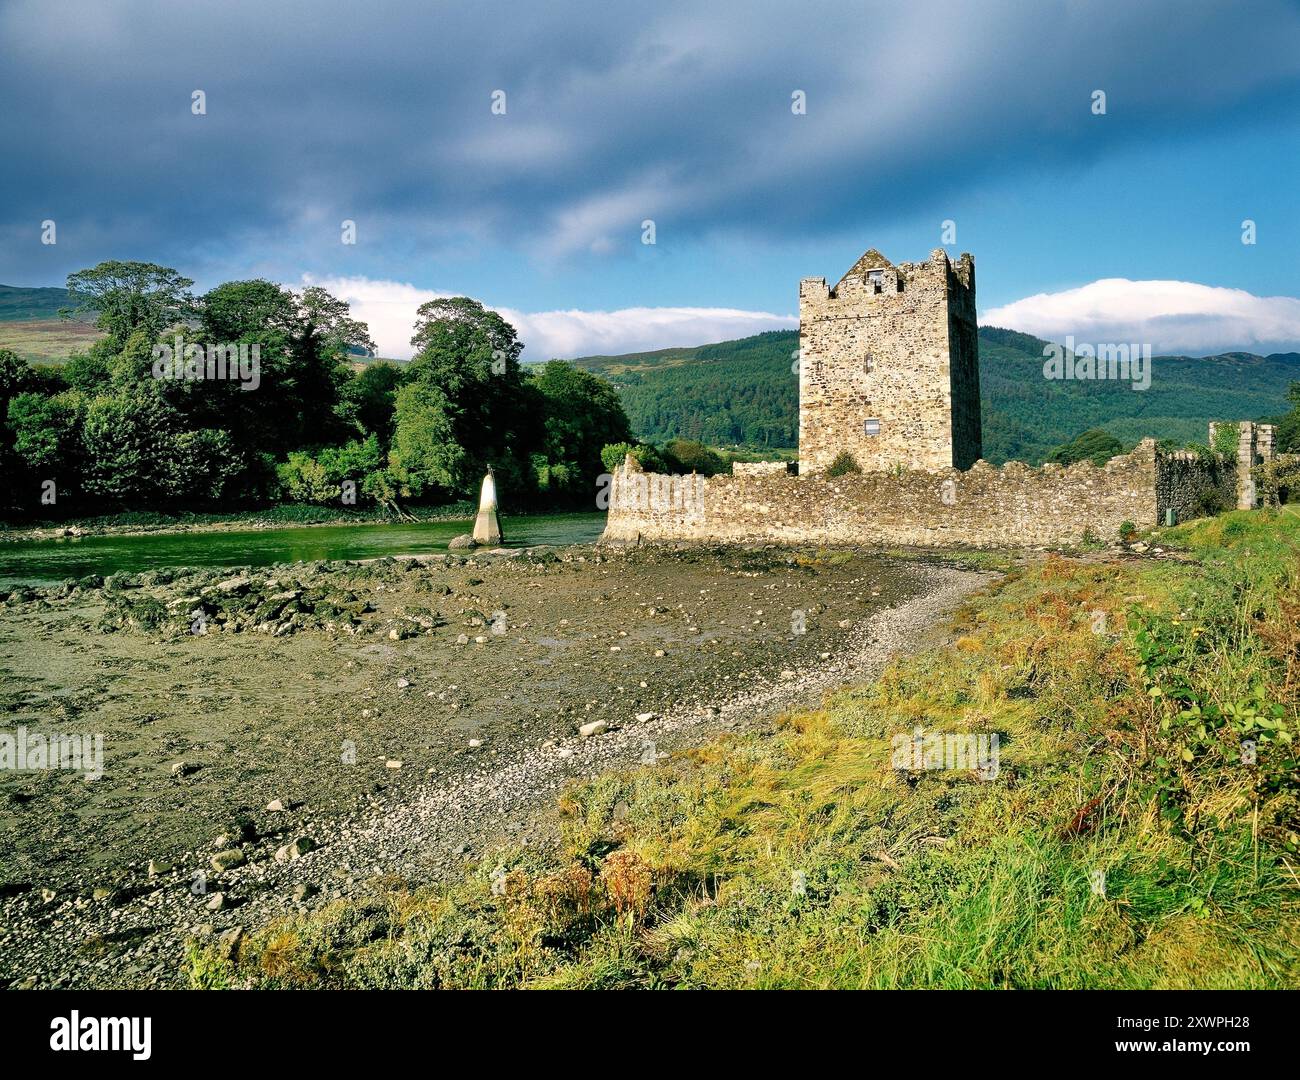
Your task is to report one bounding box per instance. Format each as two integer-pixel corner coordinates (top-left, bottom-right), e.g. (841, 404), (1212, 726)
(604, 439), (1243, 549)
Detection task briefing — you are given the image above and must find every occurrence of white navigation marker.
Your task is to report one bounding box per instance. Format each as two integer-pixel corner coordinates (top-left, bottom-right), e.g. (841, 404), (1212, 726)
(472, 466), (504, 545)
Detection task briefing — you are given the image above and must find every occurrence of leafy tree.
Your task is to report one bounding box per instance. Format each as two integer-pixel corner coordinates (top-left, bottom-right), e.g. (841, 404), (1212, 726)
(361, 465), (404, 511)
(281, 329), (352, 451)
(529, 361), (630, 499)
(78, 382), (244, 506)
(0, 348), (29, 488)
(21, 365), (67, 396)
(343, 362), (408, 448)
(387, 383), (468, 499)
(394, 298), (537, 498)
(410, 296), (515, 359)
(63, 261), (195, 345)
(80, 386), (182, 502)
(190, 280), (372, 457)
(600, 441), (670, 473)
(277, 452), (335, 504)
(0, 348), (28, 407)
(108, 328), (162, 389)
(177, 325), (293, 453)
(62, 338), (118, 394)
(662, 438), (726, 476)
(601, 442), (638, 472)
(199, 280), (298, 343)
(259, 287), (376, 453)
(7, 391), (85, 501)
(1046, 428), (1126, 466)
(167, 429), (242, 503)
(297, 286), (376, 356)
(278, 436), (384, 505)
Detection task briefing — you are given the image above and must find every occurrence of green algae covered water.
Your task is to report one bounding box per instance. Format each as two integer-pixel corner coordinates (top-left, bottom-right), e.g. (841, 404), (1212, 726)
(0, 512), (606, 587)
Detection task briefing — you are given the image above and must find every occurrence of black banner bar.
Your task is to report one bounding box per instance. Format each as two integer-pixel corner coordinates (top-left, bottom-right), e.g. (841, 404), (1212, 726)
(0, 989), (1292, 1067)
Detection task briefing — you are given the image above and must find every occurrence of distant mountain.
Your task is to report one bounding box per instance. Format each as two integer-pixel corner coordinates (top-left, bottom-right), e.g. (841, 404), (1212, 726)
(0, 284), (75, 321)
(569, 327), (1300, 464)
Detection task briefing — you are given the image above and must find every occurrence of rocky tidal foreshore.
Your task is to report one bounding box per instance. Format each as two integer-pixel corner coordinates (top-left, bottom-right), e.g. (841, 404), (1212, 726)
(0, 544), (989, 988)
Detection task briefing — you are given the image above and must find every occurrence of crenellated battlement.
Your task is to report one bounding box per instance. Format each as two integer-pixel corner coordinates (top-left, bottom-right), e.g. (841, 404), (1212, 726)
(799, 249), (974, 306)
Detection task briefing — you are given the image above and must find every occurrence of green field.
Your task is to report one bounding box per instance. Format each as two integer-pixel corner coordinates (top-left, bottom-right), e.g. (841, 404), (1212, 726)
(0, 283), (101, 363)
(0, 317), (102, 365)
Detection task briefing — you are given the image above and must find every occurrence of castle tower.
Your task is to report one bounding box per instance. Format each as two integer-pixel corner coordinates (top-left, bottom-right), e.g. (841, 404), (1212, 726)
(798, 248), (982, 473)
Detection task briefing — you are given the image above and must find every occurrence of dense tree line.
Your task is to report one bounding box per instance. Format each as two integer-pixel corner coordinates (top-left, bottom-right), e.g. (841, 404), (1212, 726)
(0, 261), (631, 519)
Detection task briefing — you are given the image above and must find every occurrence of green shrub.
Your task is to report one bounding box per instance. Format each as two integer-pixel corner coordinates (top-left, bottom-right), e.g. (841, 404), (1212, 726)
(600, 442), (637, 472)
(1196, 486), (1229, 517)
(599, 441), (670, 474)
(277, 436), (383, 505)
(661, 439), (726, 476)
(825, 451), (861, 478)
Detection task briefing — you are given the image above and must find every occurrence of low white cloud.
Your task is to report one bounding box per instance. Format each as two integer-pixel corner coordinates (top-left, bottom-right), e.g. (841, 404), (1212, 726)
(298, 275), (441, 359)
(301, 274), (796, 360)
(983, 279), (1300, 356)
(500, 305), (796, 360)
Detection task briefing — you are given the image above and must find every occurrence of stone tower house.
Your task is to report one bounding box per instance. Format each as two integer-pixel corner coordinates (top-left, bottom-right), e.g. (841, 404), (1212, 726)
(798, 248), (982, 473)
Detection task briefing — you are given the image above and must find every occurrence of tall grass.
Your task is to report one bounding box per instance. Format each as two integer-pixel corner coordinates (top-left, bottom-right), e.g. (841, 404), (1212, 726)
(190, 510), (1300, 989)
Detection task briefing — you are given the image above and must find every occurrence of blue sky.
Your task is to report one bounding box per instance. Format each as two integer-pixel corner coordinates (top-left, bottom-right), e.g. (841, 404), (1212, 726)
(2, 0), (1299, 358)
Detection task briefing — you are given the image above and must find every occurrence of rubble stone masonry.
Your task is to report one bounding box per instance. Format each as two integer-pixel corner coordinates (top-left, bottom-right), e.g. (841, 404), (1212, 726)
(605, 439), (1246, 548)
(798, 248), (981, 474)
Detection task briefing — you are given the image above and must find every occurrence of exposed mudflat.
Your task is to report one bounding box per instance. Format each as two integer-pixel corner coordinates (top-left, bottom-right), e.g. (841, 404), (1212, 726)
(0, 543), (992, 988)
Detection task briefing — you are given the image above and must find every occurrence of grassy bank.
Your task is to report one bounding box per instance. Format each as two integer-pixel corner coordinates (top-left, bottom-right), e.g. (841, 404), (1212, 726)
(189, 509), (1300, 989)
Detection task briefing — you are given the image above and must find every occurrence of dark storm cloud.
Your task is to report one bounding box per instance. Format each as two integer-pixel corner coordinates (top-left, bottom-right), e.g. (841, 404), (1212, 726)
(2, 0), (1299, 283)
